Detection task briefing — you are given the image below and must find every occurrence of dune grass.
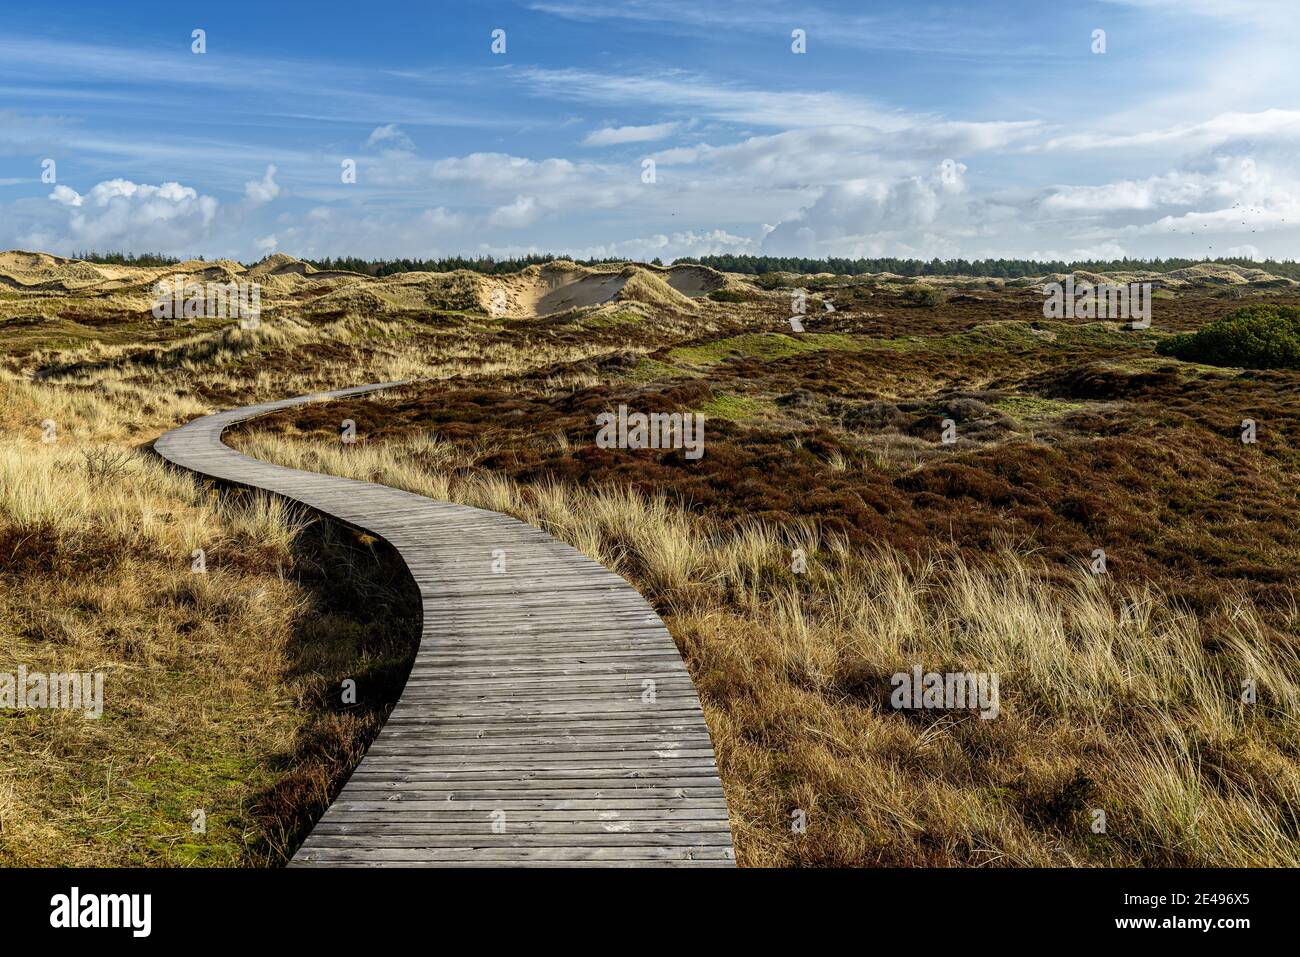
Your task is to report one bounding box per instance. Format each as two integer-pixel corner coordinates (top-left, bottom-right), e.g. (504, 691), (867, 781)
(0, 373), (428, 865)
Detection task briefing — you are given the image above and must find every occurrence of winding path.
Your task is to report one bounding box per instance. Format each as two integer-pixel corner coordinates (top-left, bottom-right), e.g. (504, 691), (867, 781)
(154, 382), (734, 867)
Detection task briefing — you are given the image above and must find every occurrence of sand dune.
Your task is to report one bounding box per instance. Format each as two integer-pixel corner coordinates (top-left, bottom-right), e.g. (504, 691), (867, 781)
(0, 252), (733, 320)
(536, 271), (629, 314)
(21, 250), (1293, 324)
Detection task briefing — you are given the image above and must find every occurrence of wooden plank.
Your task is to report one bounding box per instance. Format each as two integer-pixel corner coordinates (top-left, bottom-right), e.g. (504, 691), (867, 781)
(152, 381), (734, 869)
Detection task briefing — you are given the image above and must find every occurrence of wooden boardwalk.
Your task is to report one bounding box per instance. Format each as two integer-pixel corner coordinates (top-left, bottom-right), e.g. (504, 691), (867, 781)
(153, 382), (734, 867)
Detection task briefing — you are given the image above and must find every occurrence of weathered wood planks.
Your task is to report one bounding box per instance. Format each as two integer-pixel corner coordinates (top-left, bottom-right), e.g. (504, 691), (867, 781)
(153, 382), (734, 867)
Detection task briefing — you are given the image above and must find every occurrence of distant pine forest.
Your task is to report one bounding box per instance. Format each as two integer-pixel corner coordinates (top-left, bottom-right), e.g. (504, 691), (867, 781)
(67, 250), (1300, 281)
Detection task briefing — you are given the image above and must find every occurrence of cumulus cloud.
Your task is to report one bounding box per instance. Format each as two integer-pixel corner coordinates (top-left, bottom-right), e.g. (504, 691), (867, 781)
(243, 164), (280, 205)
(582, 122), (679, 146)
(762, 161), (966, 256)
(44, 178), (218, 250)
(1040, 156), (1300, 233)
(1039, 171), (1213, 212)
(48, 184), (82, 207)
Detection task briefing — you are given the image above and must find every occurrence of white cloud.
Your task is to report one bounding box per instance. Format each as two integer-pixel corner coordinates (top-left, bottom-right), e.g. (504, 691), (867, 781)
(48, 184), (82, 207)
(358, 150), (639, 224)
(520, 67), (917, 130)
(255, 233), (278, 253)
(365, 124), (415, 150)
(420, 206), (466, 230)
(1224, 243), (1263, 259)
(578, 228), (755, 260)
(1040, 156), (1300, 232)
(762, 161), (967, 256)
(424, 153), (597, 190)
(488, 195), (540, 228)
(243, 164), (280, 205)
(1034, 109), (1300, 154)
(467, 227), (756, 263)
(582, 122), (679, 146)
(41, 178), (218, 251)
(1039, 171), (1212, 212)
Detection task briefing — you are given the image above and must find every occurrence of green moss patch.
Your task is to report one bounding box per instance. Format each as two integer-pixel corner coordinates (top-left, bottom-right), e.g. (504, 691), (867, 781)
(993, 395), (1087, 419)
(668, 332), (862, 366)
(698, 392), (771, 421)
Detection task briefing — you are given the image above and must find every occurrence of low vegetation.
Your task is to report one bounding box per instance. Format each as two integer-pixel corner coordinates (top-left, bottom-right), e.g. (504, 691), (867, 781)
(5, 250), (1300, 867)
(232, 425), (1300, 866)
(1157, 304), (1300, 369)
(901, 284), (947, 307)
(0, 373), (420, 865)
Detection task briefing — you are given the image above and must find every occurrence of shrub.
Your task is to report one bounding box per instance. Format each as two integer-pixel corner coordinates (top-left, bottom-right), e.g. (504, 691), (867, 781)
(901, 284), (946, 307)
(708, 289), (747, 303)
(1155, 304), (1300, 369)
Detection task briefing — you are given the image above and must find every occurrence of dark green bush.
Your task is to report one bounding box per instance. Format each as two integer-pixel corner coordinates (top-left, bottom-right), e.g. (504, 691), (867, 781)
(708, 289), (747, 303)
(901, 285), (947, 307)
(1155, 305), (1300, 369)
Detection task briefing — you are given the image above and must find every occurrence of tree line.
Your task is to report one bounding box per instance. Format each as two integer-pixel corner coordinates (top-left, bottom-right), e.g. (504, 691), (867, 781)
(302, 254), (661, 276)
(66, 250), (1300, 281)
(672, 254), (1300, 281)
(72, 250), (189, 266)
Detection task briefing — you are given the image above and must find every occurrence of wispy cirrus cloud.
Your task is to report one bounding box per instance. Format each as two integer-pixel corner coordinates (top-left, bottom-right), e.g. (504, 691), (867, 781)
(528, 0), (1039, 57)
(1033, 109), (1300, 153)
(517, 67), (916, 130)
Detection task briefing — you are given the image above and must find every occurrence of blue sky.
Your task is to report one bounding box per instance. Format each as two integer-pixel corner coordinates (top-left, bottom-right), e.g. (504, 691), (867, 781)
(2, 0), (1298, 262)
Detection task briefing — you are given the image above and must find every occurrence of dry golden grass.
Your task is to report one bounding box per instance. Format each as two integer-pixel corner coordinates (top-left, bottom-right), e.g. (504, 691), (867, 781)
(0, 350), (435, 864)
(235, 430), (1300, 866)
(28, 313), (619, 398)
